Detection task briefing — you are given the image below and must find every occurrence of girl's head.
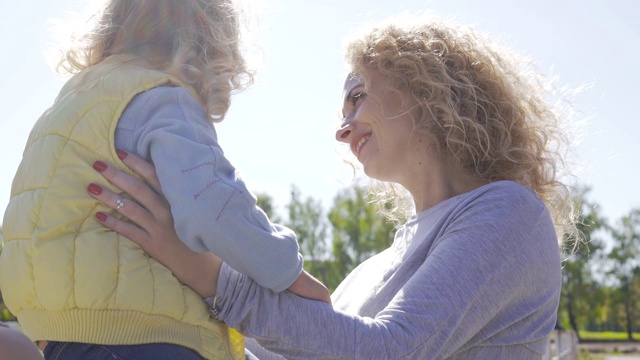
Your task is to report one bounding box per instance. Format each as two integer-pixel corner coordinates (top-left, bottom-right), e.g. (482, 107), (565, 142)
(59, 0), (253, 122)
(342, 15), (575, 237)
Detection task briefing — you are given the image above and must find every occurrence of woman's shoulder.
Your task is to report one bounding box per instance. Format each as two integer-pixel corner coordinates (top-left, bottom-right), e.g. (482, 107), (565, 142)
(454, 180), (548, 225)
(411, 181), (541, 225)
(472, 180), (541, 206)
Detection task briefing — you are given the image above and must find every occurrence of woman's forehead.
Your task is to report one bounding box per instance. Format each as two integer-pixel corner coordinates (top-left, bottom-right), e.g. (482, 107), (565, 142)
(343, 72), (363, 86)
(342, 72), (364, 97)
(343, 69), (392, 91)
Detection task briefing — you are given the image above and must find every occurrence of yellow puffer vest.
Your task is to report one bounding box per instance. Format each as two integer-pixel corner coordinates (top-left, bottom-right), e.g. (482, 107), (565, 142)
(0, 59), (244, 360)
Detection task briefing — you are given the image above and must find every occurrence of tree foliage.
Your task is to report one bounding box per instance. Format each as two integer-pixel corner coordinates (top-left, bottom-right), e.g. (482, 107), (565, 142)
(327, 186), (397, 288)
(255, 193), (281, 223)
(559, 188), (606, 338)
(556, 188), (640, 338)
(283, 185), (333, 287)
(607, 209), (640, 339)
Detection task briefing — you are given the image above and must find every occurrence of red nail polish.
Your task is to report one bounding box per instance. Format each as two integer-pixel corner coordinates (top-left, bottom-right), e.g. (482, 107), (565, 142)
(88, 183), (102, 195)
(117, 150), (128, 160)
(93, 161), (107, 172)
(96, 212), (108, 221)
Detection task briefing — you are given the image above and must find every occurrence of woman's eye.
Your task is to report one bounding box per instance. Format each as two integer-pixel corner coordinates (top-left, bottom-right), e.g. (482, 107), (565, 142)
(350, 91), (366, 106)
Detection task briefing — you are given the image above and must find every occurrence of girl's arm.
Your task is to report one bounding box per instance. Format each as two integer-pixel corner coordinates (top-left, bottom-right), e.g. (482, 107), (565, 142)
(116, 87), (302, 292)
(108, 86), (329, 303)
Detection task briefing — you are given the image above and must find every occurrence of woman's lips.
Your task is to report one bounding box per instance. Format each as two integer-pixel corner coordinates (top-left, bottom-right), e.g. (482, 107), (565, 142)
(353, 134), (370, 158)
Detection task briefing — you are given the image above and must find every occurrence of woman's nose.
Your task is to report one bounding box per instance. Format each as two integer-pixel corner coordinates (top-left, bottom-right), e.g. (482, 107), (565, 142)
(335, 122), (354, 143)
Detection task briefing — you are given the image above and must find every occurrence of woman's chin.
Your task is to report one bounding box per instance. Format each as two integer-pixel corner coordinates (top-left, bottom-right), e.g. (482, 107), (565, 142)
(362, 162), (382, 181)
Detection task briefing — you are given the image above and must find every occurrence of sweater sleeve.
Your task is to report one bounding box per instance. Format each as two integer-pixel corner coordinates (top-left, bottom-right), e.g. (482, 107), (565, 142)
(215, 183), (561, 359)
(115, 86), (303, 292)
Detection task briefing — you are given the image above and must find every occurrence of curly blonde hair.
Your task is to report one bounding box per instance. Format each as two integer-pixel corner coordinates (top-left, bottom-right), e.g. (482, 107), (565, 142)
(58, 0), (253, 122)
(345, 16), (577, 242)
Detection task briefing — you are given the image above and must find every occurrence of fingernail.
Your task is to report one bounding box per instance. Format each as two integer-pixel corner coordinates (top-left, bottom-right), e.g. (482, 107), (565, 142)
(117, 150), (128, 160)
(93, 161), (107, 172)
(88, 183), (103, 195)
(96, 212), (108, 222)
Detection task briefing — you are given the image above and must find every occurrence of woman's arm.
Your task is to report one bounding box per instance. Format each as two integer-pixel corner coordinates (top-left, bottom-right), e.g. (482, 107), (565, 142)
(91, 163), (560, 359)
(211, 183), (562, 359)
(89, 153), (220, 298)
(89, 153), (330, 303)
(0, 326), (44, 360)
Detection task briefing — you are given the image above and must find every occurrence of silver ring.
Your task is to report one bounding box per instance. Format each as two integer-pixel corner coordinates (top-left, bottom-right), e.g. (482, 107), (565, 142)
(115, 196), (125, 210)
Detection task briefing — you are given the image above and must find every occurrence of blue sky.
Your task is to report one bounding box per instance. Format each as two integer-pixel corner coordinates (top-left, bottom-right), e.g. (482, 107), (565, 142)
(1, 0), (639, 226)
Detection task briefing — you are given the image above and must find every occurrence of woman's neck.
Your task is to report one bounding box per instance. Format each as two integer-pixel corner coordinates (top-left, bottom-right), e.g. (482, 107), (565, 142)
(406, 161), (487, 213)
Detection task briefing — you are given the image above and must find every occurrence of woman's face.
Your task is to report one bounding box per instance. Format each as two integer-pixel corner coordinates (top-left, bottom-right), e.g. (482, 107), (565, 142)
(336, 69), (427, 184)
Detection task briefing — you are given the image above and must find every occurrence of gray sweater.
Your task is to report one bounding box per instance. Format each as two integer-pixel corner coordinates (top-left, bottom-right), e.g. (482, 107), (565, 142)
(115, 86), (303, 292)
(217, 180), (562, 359)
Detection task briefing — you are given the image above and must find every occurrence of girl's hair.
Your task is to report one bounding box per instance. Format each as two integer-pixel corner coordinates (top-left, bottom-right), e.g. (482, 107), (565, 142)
(58, 0), (253, 122)
(344, 15), (578, 243)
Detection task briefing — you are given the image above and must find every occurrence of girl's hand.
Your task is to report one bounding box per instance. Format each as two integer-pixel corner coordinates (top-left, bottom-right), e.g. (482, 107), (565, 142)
(87, 150), (220, 298)
(288, 270), (332, 304)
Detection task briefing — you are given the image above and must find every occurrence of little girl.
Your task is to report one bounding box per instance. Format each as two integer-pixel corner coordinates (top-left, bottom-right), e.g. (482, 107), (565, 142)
(0, 1), (328, 359)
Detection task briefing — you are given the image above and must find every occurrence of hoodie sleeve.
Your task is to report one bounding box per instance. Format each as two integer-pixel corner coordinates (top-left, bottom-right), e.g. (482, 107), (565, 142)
(114, 86), (303, 292)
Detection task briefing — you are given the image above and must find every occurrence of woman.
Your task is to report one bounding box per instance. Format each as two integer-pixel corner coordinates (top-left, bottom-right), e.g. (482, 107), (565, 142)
(89, 15), (576, 359)
(0, 324), (43, 360)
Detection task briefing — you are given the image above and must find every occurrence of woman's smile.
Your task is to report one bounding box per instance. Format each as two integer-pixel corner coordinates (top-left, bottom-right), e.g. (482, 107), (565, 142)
(337, 70), (424, 184)
(353, 134), (370, 158)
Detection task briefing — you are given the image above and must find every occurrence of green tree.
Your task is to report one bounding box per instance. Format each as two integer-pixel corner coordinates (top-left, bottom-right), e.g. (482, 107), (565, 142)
(255, 193), (281, 223)
(559, 188), (606, 339)
(327, 186), (397, 287)
(607, 208), (640, 340)
(284, 185), (331, 286)
(286, 186), (328, 260)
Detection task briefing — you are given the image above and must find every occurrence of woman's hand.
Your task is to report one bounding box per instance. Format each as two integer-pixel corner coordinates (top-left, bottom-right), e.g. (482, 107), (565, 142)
(87, 150), (220, 298)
